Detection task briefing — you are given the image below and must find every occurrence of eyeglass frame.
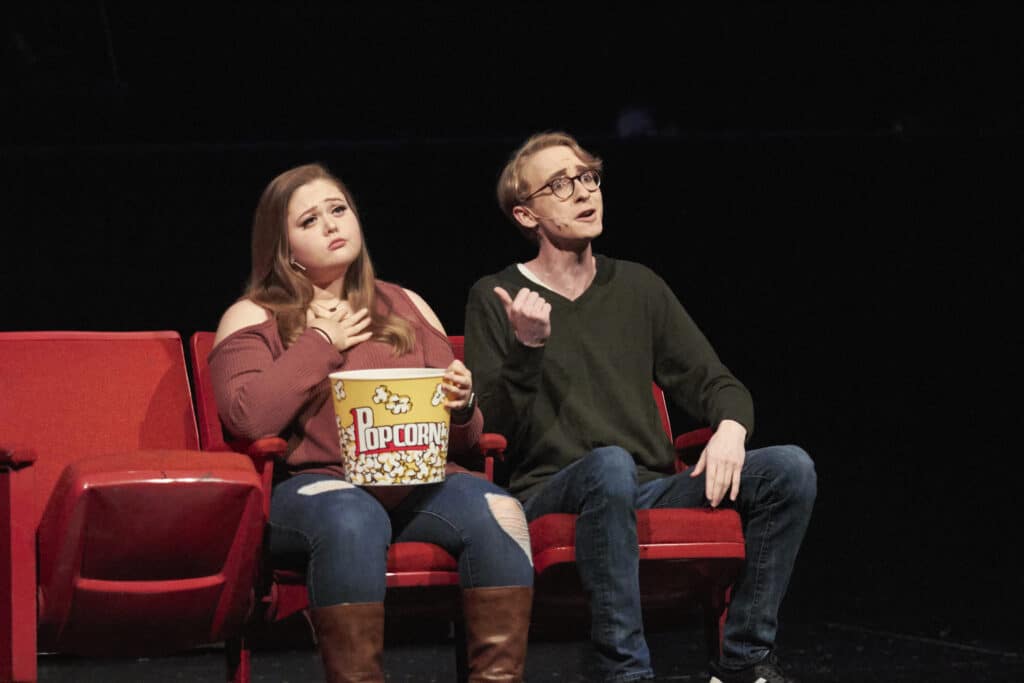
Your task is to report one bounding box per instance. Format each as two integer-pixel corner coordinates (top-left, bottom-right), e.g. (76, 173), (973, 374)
(520, 169), (602, 202)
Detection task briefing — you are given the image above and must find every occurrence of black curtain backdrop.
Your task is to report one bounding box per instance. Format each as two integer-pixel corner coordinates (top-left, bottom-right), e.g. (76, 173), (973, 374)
(3, 3), (1021, 652)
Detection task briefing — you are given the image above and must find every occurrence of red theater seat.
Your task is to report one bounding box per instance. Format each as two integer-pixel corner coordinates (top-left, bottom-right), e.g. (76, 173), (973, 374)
(449, 335), (745, 658)
(0, 331), (265, 683)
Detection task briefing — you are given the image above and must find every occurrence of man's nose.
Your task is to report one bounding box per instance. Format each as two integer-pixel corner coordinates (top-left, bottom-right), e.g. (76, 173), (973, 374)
(574, 180), (591, 201)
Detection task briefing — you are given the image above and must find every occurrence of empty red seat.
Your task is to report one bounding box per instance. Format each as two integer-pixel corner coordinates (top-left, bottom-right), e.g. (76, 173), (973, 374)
(1, 331), (265, 682)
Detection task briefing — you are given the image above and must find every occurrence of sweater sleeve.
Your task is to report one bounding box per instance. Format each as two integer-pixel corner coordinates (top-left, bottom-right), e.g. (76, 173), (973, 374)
(463, 276), (545, 444)
(449, 408), (484, 457)
(209, 323), (342, 441)
(649, 270), (755, 439)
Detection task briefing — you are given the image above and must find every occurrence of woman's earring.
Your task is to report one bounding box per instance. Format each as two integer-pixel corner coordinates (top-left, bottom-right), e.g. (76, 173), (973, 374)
(289, 258), (307, 272)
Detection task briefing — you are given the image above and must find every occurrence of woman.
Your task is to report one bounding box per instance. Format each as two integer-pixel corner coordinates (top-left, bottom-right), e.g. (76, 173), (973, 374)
(209, 163), (533, 682)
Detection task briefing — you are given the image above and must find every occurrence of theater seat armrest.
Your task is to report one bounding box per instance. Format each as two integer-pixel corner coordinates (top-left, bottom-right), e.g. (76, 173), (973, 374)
(243, 436), (289, 459)
(448, 434), (507, 483)
(476, 433), (508, 483)
(230, 436), (287, 515)
(474, 433), (508, 461)
(673, 427), (713, 469)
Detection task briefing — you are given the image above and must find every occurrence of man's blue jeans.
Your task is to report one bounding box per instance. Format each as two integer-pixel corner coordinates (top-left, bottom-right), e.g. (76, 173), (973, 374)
(268, 472), (534, 607)
(522, 445), (816, 682)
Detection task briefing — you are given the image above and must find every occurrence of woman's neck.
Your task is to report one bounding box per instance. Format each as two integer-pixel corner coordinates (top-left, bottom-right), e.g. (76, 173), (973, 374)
(312, 273), (346, 300)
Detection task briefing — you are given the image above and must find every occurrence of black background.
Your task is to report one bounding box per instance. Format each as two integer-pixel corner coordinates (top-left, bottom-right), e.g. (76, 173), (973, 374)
(3, 3), (1021, 652)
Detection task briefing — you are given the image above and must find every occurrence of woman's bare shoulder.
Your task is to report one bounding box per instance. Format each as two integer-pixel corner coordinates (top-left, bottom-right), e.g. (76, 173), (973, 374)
(214, 299), (271, 346)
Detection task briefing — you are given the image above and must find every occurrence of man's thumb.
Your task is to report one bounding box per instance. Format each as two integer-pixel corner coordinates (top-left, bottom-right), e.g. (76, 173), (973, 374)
(493, 286), (513, 310)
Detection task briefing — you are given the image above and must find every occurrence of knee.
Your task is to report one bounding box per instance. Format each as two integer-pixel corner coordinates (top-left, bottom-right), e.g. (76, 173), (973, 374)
(441, 475), (534, 567)
(484, 492), (533, 567)
(768, 445), (817, 504)
(582, 446), (638, 503)
(311, 491), (392, 551)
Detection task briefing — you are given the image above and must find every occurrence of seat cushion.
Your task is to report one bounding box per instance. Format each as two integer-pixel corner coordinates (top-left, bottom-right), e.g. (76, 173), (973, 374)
(266, 541), (459, 620)
(35, 449), (265, 654)
(530, 508), (745, 573)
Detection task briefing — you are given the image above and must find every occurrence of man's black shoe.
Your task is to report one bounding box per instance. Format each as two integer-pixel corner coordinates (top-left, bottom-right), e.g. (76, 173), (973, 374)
(708, 653), (798, 683)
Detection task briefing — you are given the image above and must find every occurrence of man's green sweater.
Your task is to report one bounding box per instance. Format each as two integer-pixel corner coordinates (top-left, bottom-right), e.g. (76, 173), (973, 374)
(464, 255), (755, 502)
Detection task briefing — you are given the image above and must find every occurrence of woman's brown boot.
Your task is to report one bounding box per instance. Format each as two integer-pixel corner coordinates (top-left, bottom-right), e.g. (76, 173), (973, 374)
(310, 602), (385, 683)
(462, 586), (533, 682)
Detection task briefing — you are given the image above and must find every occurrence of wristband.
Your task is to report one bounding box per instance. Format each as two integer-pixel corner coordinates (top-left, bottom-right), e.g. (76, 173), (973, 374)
(451, 391), (476, 423)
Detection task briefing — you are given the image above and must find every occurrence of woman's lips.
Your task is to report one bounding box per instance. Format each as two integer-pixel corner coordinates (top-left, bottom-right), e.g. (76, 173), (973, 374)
(328, 239), (348, 250)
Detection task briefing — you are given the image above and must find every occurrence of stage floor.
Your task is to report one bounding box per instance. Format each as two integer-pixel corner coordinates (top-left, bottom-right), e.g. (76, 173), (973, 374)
(36, 617), (1023, 682)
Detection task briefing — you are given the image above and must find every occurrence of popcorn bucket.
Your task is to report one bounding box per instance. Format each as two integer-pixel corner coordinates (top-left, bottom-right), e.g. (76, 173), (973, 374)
(329, 368), (450, 486)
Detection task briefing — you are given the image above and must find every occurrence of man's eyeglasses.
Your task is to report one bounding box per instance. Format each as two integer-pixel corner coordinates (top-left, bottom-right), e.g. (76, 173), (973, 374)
(522, 169), (601, 202)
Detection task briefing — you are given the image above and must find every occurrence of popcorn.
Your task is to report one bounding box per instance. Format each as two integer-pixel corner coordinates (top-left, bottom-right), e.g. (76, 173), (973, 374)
(333, 379), (346, 401)
(337, 431), (448, 485)
(431, 383), (445, 406)
(372, 384), (414, 415)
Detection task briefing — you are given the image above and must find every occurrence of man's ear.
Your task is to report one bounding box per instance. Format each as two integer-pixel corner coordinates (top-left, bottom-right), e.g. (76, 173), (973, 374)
(512, 204), (539, 229)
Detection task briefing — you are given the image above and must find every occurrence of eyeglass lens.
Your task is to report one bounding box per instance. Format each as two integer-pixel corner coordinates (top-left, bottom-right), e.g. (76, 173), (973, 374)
(552, 171), (600, 199)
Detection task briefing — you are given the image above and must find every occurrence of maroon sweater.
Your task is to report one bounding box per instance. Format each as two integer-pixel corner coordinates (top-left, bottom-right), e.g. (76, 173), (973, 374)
(209, 281), (483, 496)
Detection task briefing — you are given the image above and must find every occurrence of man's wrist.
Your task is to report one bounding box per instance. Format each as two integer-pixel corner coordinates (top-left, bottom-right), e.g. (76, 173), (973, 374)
(717, 419), (748, 439)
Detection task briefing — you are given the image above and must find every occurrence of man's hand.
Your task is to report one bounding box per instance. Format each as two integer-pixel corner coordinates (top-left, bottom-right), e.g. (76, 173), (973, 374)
(494, 286), (551, 347)
(689, 419), (748, 507)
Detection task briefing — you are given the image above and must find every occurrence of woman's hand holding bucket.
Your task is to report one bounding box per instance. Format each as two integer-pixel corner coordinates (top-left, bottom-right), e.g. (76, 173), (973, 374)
(443, 360), (476, 423)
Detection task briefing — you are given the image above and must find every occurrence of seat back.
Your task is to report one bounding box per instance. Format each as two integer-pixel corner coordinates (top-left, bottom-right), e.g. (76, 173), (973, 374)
(448, 334), (466, 364)
(189, 330), (230, 451)
(189, 330), (279, 508)
(650, 384), (673, 442)
(0, 331), (200, 531)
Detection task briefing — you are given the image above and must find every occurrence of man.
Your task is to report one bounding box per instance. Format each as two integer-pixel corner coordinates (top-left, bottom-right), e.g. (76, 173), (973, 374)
(464, 131), (816, 683)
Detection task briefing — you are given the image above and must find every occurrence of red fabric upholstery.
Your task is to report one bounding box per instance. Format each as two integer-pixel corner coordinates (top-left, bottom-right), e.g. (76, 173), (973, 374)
(0, 332), (200, 531)
(1, 448), (36, 682)
(1, 331), (265, 682)
(36, 450), (263, 655)
(530, 509), (745, 573)
(262, 540), (463, 624)
(189, 330), (282, 512)
(387, 541), (460, 574)
(528, 509), (745, 573)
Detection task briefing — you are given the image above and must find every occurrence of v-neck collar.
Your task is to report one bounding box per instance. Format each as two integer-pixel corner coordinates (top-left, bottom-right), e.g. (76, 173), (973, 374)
(511, 255), (611, 305)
